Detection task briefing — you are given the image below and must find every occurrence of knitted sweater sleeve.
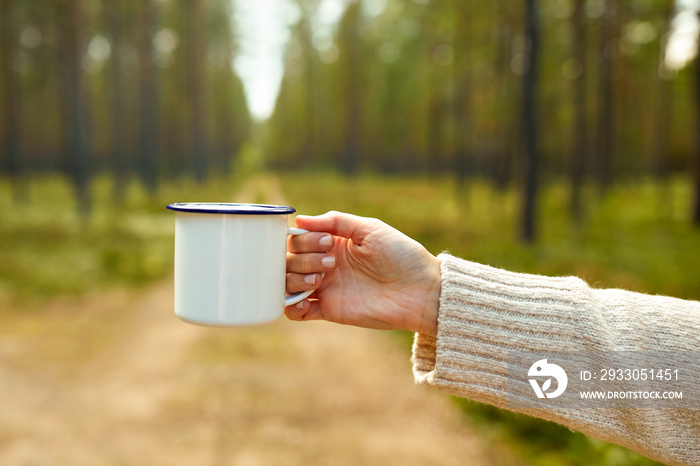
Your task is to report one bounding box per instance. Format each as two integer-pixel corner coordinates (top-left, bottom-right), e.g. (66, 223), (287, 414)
(412, 253), (700, 466)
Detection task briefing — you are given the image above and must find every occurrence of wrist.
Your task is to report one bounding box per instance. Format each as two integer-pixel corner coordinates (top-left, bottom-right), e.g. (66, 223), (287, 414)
(416, 254), (441, 337)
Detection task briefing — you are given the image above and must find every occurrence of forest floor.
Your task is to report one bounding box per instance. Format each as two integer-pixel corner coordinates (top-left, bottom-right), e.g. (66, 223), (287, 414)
(0, 174), (509, 466)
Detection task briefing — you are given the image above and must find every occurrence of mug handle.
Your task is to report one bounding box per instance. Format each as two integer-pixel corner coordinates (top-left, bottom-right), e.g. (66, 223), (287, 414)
(284, 228), (324, 307)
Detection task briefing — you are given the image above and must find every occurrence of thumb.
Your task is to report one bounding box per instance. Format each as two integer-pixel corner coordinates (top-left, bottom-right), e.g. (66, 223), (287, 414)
(295, 211), (376, 243)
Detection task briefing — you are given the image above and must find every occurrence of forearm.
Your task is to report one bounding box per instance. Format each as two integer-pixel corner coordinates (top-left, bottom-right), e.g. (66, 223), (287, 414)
(412, 254), (700, 465)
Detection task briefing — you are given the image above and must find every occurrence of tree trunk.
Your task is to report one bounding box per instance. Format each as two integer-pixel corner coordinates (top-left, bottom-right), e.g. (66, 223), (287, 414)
(339, 2), (362, 175)
(105, 0), (129, 202)
(653, 0), (675, 218)
(60, 0), (92, 217)
(569, 0), (587, 225)
(190, 0), (208, 182)
(521, 0), (540, 243)
(693, 10), (700, 226)
(428, 94), (446, 174)
(138, 0), (159, 195)
(299, 11), (320, 167)
(451, 0), (472, 188)
(0, 0), (28, 203)
(595, 0), (616, 194)
(493, 0), (515, 190)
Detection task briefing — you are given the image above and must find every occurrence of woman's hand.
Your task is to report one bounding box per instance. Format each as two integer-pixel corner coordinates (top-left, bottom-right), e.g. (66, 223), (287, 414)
(285, 211), (440, 336)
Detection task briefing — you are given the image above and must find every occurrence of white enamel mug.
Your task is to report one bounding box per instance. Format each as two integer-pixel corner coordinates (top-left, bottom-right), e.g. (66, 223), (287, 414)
(166, 203), (315, 326)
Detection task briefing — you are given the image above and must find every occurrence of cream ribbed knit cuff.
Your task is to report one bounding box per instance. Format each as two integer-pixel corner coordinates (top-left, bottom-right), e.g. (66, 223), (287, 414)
(412, 253), (603, 408)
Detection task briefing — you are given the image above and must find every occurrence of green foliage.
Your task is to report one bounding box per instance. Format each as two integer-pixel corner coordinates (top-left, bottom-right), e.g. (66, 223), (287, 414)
(454, 398), (662, 466)
(280, 171), (698, 465)
(282, 171), (700, 300)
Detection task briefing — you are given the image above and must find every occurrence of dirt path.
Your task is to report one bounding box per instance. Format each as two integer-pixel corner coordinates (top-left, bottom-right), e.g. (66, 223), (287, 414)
(0, 174), (498, 465)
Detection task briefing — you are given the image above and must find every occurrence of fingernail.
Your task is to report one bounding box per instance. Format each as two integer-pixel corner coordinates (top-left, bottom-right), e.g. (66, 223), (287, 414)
(296, 301), (304, 310)
(319, 235), (333, 248)
(321, 256), (335, 268)
(304, 274), (316, 285)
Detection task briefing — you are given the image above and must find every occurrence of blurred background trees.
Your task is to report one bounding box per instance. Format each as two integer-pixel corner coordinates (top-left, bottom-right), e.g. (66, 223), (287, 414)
(266, 0), (700, 237)
(0, 0), (250, 214)
(1, 0), (700, 239)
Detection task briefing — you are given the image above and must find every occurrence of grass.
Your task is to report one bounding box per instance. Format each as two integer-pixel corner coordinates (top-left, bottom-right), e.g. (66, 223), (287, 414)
(0, 173), (242, 307)
(280, 171), (700, 301)
(279, 170), (697, 466)
(6, 171), (696, 307)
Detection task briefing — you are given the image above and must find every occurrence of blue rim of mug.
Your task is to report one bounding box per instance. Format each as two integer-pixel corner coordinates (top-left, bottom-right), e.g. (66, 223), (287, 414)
(166, 203), (296, 215)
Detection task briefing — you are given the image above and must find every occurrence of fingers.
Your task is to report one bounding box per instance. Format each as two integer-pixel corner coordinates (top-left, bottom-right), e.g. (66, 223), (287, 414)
(285, 272), (322, 293)
(286, 211), (376, 326)
(285, 299), (323, 322)
(288, 231), (334, 253)
(286, 252), (335, 274)
(295, 211), (379, 244)
(286, 230), (335, 297)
